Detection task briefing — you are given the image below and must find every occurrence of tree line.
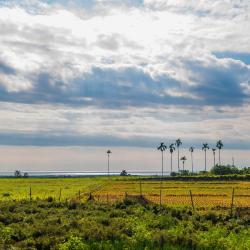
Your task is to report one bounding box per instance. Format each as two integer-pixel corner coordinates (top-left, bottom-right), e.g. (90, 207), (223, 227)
(157, 139), (225, 175)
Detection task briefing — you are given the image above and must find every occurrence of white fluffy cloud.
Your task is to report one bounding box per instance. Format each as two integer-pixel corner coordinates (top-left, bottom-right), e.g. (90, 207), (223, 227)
(0, 0), (249, 147)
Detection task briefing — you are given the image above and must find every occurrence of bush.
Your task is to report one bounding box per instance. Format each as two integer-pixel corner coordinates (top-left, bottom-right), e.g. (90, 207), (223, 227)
(59, 236), (89, 250)
(2, 193), (11, 197)
(47, 196), (54, 203)
(211, 164), (239, 175)
(120, 170), (128, 176)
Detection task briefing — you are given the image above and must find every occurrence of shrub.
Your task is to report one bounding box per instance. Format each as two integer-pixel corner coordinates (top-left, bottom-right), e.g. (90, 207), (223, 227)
(59, 236), (89, 250)
(2, 193), (11, 197)
(68, 200), (78, 210)
(211, 164), (239, 175)
(120, 169), (128, 176)
(47, 196), (54, 203)
(0, 226), (13, 244)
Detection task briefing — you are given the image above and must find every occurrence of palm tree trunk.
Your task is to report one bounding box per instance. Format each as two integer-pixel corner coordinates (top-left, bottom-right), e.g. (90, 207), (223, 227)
(205, 150), (207, 171)
(191, 153), (194, 173)
(213, 154), (215, 167)
(161, 151), (163, 178)
(177, 148), (180, 171)
(108, 154), (110, 176)
(171, 153), (173, 173)
(182, 161), (184, 171)
(219, 149), (221, 165)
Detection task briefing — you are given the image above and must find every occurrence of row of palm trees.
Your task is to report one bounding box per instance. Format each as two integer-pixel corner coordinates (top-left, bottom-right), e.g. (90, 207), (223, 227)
(105, 139), (224, 176)
(157, 139), (224, 175)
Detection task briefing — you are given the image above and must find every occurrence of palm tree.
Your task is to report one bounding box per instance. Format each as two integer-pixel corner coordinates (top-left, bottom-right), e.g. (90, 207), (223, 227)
(202, 143), (209, 171)
(107, 150), (112, 176)
(189, 147), (194, 173)
(212, 148), (216, 167)
(175, 139), (182, 172)
(169, 143), (175, 173)
(157, 142), (167, 178)
(216, 140), (224, 165)
(180, 156), (187, 171)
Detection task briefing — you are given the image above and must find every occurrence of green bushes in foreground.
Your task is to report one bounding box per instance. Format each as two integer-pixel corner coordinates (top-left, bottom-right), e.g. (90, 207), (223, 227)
(0, 199), (249, 250)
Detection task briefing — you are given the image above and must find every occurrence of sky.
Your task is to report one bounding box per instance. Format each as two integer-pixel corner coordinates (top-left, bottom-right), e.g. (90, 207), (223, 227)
(0, 0), (250, 171)
(0, 146), (249, 173)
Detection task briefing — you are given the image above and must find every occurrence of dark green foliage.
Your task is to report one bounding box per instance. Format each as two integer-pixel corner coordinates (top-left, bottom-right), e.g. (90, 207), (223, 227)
(158, 174), (250, 181)
(2, 192), (11, 197)
(169, 166), (250, 180)
(0, 200), (249, 249)
(120, 169), (128, 176)
(211, 164), (239, 175)
(14, 170), (22, 177)
(47, 196), (54, 203)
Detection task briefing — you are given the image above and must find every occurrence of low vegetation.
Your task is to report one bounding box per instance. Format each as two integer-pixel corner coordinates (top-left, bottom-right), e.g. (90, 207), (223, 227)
(0, 198), (249, 250)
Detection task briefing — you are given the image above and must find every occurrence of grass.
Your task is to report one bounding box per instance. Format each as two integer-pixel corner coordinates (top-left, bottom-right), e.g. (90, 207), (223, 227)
(0, 177), (249, 249)
(0, 177), (107, 201)
(94, 178), (250, 207)
(0, 199), (249, 250)
(0, 177), (249, 208)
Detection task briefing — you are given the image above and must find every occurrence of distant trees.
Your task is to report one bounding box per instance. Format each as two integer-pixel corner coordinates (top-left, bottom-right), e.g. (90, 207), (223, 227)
(189, 147), (194, 173)
(120, 169), (128, 176)
(180, 156), (187, 171)
(202, 143), (209, 172)
(211, 164), (239, 175)
(14, 171), (29, 178)
(154, 139), (233, 175)
(210, 165), (250, 175)
(23, 172), (29, 178)
(169, 143), (175, 173)
(216, 140), (224, 165)
(106, 150), (112, 176)
(175, 139), (182, 172)
(241, 167), (250, 174)
(14, 170), (22, 178)
(212, 148), (216, 167)
(157, 142), (167, 177)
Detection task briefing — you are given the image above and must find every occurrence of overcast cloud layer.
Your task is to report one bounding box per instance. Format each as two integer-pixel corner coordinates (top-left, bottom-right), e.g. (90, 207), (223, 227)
(0, 0), (250, 148)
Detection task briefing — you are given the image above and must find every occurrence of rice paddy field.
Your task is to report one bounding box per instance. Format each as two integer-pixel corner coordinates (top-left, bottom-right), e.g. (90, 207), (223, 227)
(0, 177), (250, 208)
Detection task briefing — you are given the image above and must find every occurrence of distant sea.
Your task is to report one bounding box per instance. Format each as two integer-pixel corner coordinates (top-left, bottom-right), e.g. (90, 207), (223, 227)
(0, 170), (165, 177)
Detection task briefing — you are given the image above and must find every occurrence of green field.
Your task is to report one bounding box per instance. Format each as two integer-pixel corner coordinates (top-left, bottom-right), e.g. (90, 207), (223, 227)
(0, 177), (249, 249)
(0, 177), (106, 201)
(0, 177), (250, 208)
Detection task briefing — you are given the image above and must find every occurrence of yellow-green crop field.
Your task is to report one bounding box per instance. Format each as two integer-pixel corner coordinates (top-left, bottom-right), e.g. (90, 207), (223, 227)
(0, 177), (250, 208)
(93, 178), (250, 207)
(0, 177), (106, 201)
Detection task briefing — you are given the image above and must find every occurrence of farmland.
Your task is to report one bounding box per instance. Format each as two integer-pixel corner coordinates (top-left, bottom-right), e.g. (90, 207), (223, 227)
(0, 177), (249, 249)
(0, 177), (250, 208)
(0, 177), (106, 201)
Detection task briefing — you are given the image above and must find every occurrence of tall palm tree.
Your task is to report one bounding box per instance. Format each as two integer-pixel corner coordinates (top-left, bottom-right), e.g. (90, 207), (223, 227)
(216, 140), (224, 165)
(212, 148), (216, 167)
(175, 139), (182, 172)
(202, 143), (209, 171)
(106, 150), (112, 176)
(189, 147), (194, 173)
(157, 142), (167, 178)
(169, 143), (175, 173)
(180, 156), (187, 171)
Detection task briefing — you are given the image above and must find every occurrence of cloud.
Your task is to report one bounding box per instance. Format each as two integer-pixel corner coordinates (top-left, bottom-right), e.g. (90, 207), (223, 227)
(213, 51), (250, 65)
(0, 101), (250, 148)
(0, 1), (250, 148)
